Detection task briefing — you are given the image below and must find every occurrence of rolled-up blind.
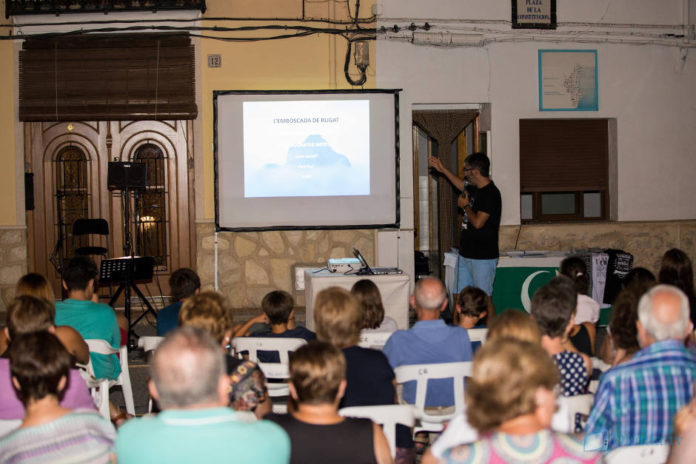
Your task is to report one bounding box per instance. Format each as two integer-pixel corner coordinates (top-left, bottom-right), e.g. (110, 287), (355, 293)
(19, 33), (197, 121)
(520, 119), (608, 192)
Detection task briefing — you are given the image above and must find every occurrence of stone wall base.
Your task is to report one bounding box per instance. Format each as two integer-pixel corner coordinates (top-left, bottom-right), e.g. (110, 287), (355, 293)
(0, 226), (28, 312)
(194, 220), (696, 313)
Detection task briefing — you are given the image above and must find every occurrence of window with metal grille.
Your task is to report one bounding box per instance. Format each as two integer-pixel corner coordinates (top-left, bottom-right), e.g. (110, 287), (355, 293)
(133, 143), (168, 269)
(55, 146), (89, 264)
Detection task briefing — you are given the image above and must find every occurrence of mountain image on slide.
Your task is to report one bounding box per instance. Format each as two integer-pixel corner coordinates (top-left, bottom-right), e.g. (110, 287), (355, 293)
(280, 134), (351, 168)
(246, 134), (368, 198)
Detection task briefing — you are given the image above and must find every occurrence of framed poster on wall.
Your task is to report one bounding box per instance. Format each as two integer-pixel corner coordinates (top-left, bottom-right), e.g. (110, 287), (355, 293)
(539, 50), (598, 111)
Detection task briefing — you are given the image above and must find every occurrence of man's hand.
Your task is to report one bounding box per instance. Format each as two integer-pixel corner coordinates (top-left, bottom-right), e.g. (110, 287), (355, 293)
(428, 155), (465, 191)
(428, 155), (444, 173)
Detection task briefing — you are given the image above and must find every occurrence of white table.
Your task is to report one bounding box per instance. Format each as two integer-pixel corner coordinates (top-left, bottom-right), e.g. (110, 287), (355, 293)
(304, 269), (410, 330)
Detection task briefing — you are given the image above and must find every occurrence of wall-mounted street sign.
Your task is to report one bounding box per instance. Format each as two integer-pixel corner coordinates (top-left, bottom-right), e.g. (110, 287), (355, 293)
(512, 0), (557, 30)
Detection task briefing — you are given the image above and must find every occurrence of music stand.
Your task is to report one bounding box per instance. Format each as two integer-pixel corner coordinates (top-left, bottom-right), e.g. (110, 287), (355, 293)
(106, 162), (155, 347)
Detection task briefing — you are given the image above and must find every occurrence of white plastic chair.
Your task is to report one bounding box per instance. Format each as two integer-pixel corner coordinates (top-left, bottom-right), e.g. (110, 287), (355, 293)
(0, 419), (21, 438)
(394, 361), (471, 432)
(79, 339), (134, 419)
(604, 444), (670, 464)
(358, 331), (394, 350)
(231, 337), (307, 413)
(555, 394), (594, 433)
(340, 404), (416, 457)
(137, 336), (165, 413)
(467, 328), (488, 347)
(137, 336), (164, 353)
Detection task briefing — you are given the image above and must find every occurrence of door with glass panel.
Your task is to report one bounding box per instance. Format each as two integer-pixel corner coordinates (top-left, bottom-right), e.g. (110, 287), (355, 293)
(26, 120), (195, 302)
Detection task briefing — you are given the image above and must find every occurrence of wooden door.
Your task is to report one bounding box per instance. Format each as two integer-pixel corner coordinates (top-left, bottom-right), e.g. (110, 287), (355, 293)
(26, 120), (195, 302)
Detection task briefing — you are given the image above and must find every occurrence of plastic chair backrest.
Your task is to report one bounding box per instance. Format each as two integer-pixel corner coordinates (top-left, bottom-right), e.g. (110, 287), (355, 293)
(231, 337), (307, 380)
(466, 328), (488, 345)
(394, 361), (471, 426)
(555, 394), (594, 433)
(604, 444), (670, 464)
(340, 404), (416, 457)
(138, 336), (164, 353)
(358, 331), (394, 350)
(83, 339), (134, 417)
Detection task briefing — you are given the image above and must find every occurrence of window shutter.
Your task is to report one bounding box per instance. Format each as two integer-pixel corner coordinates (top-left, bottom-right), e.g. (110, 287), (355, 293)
(520, 119), (608, 192)
(19, 34), (197, 121)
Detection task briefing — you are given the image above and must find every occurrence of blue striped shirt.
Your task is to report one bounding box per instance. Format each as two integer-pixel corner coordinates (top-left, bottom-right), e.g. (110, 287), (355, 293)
(585, 339), (696, 450)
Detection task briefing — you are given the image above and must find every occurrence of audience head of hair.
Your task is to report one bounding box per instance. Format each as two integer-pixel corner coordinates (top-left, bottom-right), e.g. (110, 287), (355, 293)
(169, 268), (201, 302)
(658, 248), (695, 298)
(464, 152), (490, 178)
(486, 310), (541, 345)
(179, 291), (231, 345)
(261, 290), (295, 325)
(6, 295), (55, 340)
(150, 326), (227, 409)
(560, 256), (590, 295)
(530, 276), (577, 338)
(9, 331), (71, 407)
(456, 286), (488, 327)
(350, 279), (385, 330)
(610, 267), (656, 353)
(314, 287), (362, 348)
(622, 267), (656, 295)
(637, 284), (691, 343)
(608, 288), (642, 354)
(412, 277), (447, 314)
(465, 337), (559, 434)
(16, 273), (56, 302)
(61, 256), (98, 292)
(289, 341), (346, 406)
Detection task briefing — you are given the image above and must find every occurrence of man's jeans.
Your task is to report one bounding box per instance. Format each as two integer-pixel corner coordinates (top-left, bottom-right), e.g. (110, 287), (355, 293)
(456, 256), (498, 296)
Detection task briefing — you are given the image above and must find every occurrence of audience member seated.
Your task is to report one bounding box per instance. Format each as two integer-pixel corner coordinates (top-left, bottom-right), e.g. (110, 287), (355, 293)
(453, 286), (488, 330)
(351, 279), (398, 333)
(314, 286), (413, 463)
(531, 276), (591, 397)
(116, 326), (290, 463)
(239, 290), (315, 362)
(157, 267), (201, 336)
(560, 256), (598, 355)
(659, 248), (696, 328)
(599, 267), (656, 365)
(422, 338), (599, 464)
(267, 341), (392, 464)
(453, 286), (488, 353)
(179, 291), (271, 418)
(425, 310), (543, 461)
(0, 296), (95, 420)
(586, 284), (696, 451)
(0, 273), (89, 363)
(55, 256), (121, 381)
(0, 331), (115, 462)
(383, 277), (473, 407)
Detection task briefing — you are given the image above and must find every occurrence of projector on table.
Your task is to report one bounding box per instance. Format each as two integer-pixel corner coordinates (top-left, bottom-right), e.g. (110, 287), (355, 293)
(328, 258), (361, 273)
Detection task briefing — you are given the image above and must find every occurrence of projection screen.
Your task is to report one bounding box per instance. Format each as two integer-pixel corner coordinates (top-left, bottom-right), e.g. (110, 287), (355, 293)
(214, 89), (400, 231)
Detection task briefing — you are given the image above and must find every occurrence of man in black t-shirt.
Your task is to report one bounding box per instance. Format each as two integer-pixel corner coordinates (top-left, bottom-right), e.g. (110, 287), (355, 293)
(429, 152), (501, 296)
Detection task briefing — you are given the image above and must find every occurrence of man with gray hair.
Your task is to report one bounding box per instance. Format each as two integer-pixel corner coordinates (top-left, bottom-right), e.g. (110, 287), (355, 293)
(586, 284), (696, 451)
(115, 326), (290, 463)
(383, 277), (472, 406)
